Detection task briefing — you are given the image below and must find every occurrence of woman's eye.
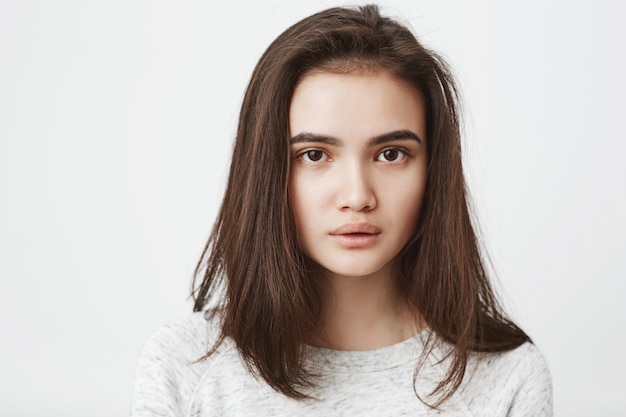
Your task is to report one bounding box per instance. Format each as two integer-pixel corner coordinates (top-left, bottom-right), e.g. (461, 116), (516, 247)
(299, 150), (329, 163)
(377, 148), (407, 162)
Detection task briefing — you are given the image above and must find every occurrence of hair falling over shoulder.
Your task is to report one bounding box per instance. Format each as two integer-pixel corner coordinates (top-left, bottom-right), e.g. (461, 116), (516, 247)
(192, 4), (530, 407)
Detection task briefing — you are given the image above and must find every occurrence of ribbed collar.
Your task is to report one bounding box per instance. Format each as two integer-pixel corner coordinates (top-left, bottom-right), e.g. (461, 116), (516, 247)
(305, 329), (432, 373)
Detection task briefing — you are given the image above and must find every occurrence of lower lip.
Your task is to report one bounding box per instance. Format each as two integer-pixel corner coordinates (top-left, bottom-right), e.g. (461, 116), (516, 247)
(330, 233), (380, 248)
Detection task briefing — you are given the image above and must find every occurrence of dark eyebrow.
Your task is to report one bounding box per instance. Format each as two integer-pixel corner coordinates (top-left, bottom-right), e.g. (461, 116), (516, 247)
(289, 133), (340, 146)
(368, 129), (422, 146)
(289, 129), (422, 146)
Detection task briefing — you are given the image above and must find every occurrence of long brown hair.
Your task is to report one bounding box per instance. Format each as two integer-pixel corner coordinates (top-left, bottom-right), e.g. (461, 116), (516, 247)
(193, 4), (529, 406)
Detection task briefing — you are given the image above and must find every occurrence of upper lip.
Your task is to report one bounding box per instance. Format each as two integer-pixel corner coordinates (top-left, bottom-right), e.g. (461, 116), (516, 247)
(330, 222), (381, 235)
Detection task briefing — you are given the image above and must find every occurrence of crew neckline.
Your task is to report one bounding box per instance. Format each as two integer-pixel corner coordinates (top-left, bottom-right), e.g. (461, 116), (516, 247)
(305, 328), (431, 373)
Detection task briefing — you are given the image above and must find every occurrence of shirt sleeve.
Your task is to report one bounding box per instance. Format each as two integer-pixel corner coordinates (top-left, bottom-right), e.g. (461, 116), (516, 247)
(130, 326), (188, 417)
(130, 313), (212, 417)
(507, 343), (553, 417)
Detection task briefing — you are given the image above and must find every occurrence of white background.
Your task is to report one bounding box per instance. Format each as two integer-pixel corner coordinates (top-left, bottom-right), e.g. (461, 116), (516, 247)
(1, 0), (624, 415)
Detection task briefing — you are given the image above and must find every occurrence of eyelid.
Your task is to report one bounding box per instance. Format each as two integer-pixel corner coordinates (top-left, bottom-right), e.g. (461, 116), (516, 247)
(375, 146), (410, 162)
(296, 148), (331, 163)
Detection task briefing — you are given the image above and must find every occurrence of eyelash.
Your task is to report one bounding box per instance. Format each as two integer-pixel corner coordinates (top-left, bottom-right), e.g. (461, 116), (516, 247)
(376, 147), (409, 162)
(298, 149), (330, 163)
(296, 147), (410, 163)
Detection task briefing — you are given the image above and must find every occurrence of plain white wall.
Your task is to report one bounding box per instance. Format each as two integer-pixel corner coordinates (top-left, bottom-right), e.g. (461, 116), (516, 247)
(1, 0), (624, 415)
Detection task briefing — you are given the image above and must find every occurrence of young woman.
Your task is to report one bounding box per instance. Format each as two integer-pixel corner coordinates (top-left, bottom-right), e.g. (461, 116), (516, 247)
(132, 5), (552, 416)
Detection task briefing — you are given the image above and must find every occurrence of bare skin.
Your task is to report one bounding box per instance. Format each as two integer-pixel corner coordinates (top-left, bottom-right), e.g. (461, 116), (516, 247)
(311, 263), (422, 350)
(289, 69), (427, 350)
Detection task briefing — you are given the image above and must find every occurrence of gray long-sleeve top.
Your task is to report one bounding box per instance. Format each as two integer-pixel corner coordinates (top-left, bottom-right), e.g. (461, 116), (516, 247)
(131, 312), (552, 416)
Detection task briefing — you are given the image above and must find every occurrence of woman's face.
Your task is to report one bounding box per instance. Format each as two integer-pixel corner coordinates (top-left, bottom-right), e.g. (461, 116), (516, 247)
(289, 70), (428, 279)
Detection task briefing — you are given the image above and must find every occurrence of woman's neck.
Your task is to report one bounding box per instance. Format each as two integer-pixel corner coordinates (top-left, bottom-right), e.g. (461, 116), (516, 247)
(310, 264), (422, 351)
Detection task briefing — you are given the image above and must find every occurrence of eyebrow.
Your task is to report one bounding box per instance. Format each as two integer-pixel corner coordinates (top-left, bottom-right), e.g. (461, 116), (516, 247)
(289, 129), (422, 146)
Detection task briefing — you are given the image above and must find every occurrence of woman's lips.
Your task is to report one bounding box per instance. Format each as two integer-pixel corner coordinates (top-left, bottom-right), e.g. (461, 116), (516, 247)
(329, 223), (381, 248)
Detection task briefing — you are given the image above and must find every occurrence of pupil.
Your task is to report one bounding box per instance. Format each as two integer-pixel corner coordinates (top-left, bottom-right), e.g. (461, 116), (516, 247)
(384, 149), (398, 160)
(308, 150), (322, 161)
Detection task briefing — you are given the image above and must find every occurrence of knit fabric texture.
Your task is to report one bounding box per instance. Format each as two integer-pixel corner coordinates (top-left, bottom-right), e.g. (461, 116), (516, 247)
(131, 312), (552, 416)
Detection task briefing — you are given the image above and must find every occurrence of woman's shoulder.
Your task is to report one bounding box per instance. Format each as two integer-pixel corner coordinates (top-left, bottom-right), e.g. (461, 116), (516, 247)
(141, 311), (221, 358)
(459, 341), (553, 416)
(131, 310), (226, 417)
(474, 341), (551, 384)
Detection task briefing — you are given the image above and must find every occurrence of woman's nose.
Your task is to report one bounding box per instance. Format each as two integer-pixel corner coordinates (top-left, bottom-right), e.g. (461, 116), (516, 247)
(335, 163), (377, 212)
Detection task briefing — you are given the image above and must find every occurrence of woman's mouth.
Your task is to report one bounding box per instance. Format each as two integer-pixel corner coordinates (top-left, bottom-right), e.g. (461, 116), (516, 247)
(329, 223), (381, 248)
